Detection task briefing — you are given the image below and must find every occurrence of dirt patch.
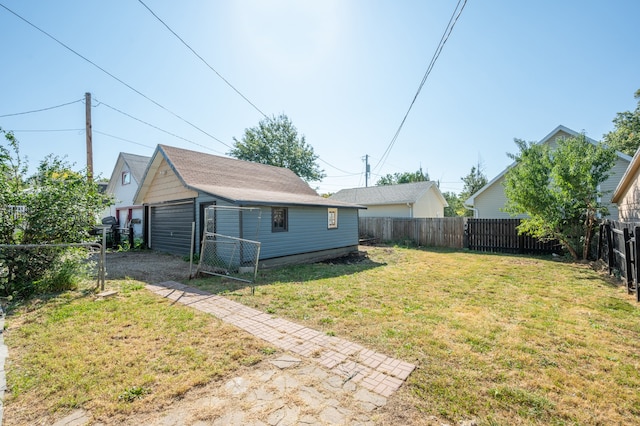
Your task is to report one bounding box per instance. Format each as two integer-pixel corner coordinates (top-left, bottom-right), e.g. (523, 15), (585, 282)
(105, 250), (194, 284)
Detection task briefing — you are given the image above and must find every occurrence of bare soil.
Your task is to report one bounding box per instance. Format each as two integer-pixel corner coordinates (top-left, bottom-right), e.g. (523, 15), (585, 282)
(105, 250), (194, 284)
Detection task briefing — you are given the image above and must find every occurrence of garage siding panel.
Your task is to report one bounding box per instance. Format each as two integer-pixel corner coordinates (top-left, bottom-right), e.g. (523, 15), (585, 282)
(253, 206), (359, 259)
(150, 202), (194, 256)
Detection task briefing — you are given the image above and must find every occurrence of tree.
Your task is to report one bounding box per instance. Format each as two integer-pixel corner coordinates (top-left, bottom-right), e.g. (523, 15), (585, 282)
(0, 129), (111, 298)
(442, 191), (462, 217)
(376, 168), (429, 186)
(603, 88), (640, 156)
(458, 164), (487, 216)
(503, 134), (616, 260)
(229, 114), (325, 182)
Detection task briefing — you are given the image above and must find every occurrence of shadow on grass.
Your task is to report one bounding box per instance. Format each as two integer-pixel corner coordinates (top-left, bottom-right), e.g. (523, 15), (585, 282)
(188, 251), (385, 295)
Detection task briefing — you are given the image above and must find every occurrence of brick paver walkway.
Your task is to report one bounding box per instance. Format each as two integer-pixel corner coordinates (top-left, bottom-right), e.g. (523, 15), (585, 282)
(147, 281), (416, 398)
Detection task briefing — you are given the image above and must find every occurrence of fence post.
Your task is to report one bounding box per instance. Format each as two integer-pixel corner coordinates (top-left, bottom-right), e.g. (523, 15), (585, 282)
(605, 222), (614, 275)
(463, 218), (470, 250)
(635, 227), (640, 302)
(624, 227), (633, 293)
(597, 223), (603, 261)
(128, 224), (134, 248)
(101, 228), (107, 290)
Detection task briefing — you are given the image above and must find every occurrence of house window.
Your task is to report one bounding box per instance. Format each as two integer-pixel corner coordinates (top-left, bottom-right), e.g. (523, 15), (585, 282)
(328, 208), (338, 229)
(122, 171), (131, 185)
(272, 207), (288, 232)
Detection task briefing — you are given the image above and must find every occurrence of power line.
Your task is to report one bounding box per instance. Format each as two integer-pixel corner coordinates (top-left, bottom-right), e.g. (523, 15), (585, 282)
(317, 157), (359, 175)
(373, 0), (468, 174)
(93, 130), (155, 149)
(0, 2), (230, 150)
(137, 0), (267, 118)
(6, 128), (83, 132)
(93, 98), (224, 154)
(0, 99), (83, 118)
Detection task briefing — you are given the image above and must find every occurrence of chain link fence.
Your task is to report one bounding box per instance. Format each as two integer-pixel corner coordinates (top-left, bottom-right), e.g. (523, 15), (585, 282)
(0, 241), (106, 298)
(196, 206), (262, 284)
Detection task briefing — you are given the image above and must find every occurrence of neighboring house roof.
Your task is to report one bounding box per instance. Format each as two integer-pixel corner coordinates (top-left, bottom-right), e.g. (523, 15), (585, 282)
(466, 124), (633, 206)
(134, 144), (364, 208)
(329, 181), (448, 206)
(612, 146), (640, 203)
(105, 152), (151, 194)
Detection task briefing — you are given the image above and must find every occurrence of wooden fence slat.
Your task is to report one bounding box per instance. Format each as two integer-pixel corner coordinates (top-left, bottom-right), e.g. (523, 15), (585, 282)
(359, 217), (557, 254)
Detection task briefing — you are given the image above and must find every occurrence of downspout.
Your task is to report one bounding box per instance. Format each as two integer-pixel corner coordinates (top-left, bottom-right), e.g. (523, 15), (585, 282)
(407, 203), (413, 218)
(463, 203), (478, 218)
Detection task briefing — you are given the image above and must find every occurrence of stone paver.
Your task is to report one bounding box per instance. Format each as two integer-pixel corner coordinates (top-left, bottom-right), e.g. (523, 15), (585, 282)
(46, 282), (419, 425)
(147, 281), (415, 399)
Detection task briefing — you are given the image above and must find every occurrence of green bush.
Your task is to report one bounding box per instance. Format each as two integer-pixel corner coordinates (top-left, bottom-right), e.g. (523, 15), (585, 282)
(0, 129), (111, 300)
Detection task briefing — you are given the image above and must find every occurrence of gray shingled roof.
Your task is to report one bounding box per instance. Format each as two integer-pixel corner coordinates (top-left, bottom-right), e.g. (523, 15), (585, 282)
(140, 145), (362, 208)
(121, 152), (151, 184)
(329, 181), (437, 205)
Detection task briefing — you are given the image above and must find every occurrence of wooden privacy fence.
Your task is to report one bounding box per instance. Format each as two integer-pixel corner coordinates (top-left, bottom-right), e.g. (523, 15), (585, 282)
(465, 218), (560, 254)
(598, 220), (640, 301)
(359, 217), (465, 248)
(359, 217), (559, 254)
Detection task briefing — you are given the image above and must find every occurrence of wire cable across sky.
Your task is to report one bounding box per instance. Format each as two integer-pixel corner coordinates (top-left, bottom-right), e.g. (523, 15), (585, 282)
(373, 0), (468, 174)
(0, 99), (83, 118)
(137, 0), (267, 119)
(0, 2), (231, 151)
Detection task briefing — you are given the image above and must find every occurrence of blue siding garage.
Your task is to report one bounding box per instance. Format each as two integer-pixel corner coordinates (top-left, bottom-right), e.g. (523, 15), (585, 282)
(135, 145), (364, 265)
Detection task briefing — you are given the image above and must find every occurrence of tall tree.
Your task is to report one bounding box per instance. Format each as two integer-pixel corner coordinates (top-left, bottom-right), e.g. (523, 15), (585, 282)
(376, 168), (429, 186)
(229, 114), (325, 182)
(603, 88), (640, 156)
(458, 164), (487, 216)
(503, 134), (616, 260)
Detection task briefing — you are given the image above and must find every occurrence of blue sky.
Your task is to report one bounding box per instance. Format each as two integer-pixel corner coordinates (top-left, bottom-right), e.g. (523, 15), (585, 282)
(1, 1), (639, 195)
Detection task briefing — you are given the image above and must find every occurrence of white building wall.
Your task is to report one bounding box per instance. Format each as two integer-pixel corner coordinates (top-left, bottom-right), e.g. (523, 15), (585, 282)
(413, 187), (445, 218)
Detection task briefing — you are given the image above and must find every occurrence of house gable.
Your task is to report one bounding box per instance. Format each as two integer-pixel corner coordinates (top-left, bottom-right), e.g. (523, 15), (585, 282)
(143, 157), (198, 204)
(105, 153), (150, 208)
(329, 181), (446, 218)
(467, 125), (631, 219)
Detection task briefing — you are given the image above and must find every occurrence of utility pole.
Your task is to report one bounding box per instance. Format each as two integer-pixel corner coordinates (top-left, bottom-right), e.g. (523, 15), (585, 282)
(85, 92), (93, 182)
(363, 154), (370, 187)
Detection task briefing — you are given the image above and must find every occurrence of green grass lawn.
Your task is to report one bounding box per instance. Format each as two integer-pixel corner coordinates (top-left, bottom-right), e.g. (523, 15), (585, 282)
(3, 280), (270, 425)
(193, 246), (640, 425)
(5, 246), (640, 425)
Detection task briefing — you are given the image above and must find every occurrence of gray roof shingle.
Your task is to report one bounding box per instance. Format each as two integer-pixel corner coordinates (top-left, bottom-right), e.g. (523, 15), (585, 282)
(121, 152), (151, 184)
(329, 181), (437, 205)
(152, 145), (362, 208)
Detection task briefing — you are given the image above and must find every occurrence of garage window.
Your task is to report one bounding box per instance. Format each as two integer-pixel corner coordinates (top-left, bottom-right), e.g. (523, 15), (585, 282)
(272, 207), (288, 232)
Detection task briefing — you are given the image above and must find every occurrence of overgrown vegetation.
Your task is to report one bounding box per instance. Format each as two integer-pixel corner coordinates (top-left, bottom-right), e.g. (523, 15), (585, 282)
(192, 246), (640, 425)
(0, 129), (110, 299)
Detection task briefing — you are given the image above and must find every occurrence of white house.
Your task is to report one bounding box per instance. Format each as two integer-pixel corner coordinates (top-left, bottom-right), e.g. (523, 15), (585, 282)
(103, 152), (150, 238)
(329, 181), (448, 218)
(612, 146), (640, 222)
(465, 125), (631, 219)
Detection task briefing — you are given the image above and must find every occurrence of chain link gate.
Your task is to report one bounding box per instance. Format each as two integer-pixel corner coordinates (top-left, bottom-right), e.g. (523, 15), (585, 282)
(196, 206), (261, 284)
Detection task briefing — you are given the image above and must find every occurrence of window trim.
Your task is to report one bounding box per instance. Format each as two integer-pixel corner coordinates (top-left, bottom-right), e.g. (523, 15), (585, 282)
(328, 208), (338, 229)
(122, 171), (131, 185)
(271, 207), (288, 232)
